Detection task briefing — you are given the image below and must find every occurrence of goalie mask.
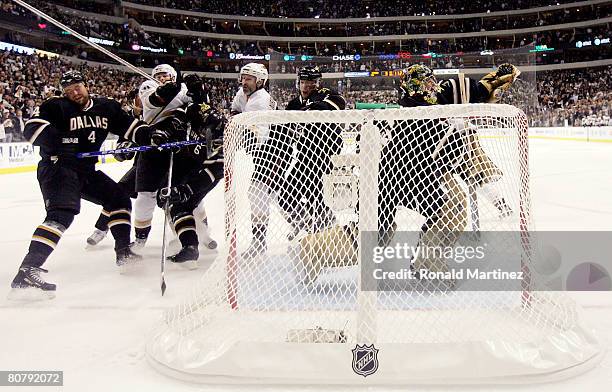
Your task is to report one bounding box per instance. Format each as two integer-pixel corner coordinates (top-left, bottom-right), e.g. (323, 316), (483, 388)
(398, 64), (442, 106)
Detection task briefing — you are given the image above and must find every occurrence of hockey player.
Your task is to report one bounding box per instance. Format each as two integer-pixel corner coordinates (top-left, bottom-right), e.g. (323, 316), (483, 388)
(8, 71), (172, 299)
(132, 64), (215, 250)
(377, 63), (520, 275)
(242, 65), (346, 259)
(155, 104), (226, 266)
(228, 63), (278, 258)
(280, 66), (346, 237)
(230, 62), (274, 115)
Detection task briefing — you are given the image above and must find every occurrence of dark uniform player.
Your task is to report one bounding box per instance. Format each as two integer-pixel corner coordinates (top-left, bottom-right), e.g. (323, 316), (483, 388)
(9, 71), (170, 299)
(369, 63), (519, 278)
(379, 64), (520, 249)
(281, 66), (346, 234)
(295, 63), (520, 284)
(155, 104), (226, 266)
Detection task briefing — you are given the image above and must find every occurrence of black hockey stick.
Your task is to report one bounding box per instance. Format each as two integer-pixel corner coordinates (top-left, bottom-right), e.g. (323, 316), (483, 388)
(160, 151), (174, 296)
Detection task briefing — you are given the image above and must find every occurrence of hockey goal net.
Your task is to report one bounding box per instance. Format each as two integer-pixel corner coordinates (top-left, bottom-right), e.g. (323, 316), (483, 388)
(147, 104), (600, 384)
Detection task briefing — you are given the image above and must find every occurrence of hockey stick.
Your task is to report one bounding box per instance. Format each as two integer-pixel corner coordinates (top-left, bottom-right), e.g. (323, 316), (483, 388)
(11, 0), (154, 81)
(160, 151), (175, 296)
(76, 139), (205, 158)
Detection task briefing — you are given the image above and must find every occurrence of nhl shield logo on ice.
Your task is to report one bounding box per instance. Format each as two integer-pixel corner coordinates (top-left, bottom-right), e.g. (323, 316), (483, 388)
(351, 344), (379, 377)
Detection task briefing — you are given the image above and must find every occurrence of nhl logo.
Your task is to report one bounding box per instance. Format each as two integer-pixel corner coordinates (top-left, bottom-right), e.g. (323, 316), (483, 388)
(351, 344), (379, 377)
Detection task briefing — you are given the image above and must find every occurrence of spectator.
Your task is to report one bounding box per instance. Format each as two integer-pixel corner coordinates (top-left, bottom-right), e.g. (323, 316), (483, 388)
(1, 108), (18, 142)
(0, 48), (610, 141)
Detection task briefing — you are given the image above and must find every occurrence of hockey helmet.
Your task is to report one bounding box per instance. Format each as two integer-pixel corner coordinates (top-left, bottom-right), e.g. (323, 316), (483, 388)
(296, 66), (322, 89)
(239, 63), (268, 88)
(152, 64), (177, 83)
(59, 70), (86, 90)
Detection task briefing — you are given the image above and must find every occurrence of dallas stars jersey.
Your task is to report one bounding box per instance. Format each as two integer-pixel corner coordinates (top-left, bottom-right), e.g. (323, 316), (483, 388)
(285, 88), (346, 111)
(24, 96), (150, 172)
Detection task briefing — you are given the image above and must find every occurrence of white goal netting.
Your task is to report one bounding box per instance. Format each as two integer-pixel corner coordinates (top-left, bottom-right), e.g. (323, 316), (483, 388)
(147, 104), (601, 385)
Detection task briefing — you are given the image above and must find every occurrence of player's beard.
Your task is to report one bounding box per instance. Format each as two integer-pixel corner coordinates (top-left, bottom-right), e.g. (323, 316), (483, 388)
(76, 96), (91, 109)
(242, 84), (254, 95)
(68, 92), (90, 109)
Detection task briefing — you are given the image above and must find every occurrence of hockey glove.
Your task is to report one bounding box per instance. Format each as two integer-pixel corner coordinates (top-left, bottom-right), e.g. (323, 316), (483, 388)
(151, 128), (172, 147)
(157, 184), (193, 207)
(155, 81), (181, 103)
(184, 74), (205, 103)
(203, 109), (227, 140)
(151, 116), (187, 146)
(479, 63), (520, 103)
(113, 140), (136, 162)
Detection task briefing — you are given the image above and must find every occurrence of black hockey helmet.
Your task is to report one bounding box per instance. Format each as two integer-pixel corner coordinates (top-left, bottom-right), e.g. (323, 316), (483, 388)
(296, 66), (322, 91)
(60, 70), (86, 90)
(297, 66), (322, 81)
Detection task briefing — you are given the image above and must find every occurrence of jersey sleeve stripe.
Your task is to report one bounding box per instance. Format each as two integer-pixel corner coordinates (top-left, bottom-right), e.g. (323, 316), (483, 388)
(449, 79), (459, 104)
(24, 118), (50, 126)
(204, 168), (216, 182)
(28, 123), (50, 143)
(323, 98), (341, 111)
(123, 119), (140, 140)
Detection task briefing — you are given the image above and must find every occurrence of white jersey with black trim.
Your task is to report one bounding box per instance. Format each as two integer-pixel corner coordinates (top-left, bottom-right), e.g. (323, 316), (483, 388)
(231, 88), (275, 114)
(138, 80), (192, 125)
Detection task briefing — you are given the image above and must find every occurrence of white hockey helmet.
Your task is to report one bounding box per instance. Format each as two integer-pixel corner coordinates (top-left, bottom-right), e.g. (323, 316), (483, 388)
(239, 62), (268, 88)
(151, 64), (177, 83)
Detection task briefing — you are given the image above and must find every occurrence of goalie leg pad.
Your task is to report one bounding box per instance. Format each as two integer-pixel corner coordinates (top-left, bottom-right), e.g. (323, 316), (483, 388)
(298, 224), (358, 284)
(413, 174), (468, 274)
(457, 132), (503, 186)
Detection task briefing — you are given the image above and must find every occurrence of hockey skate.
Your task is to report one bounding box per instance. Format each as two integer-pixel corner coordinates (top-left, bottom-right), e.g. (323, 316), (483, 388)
(197, 218), (218, 250)
(116, 247), (143, 274)
(168, 245), (199, 270)
(86, 228), (108, 248)
(8, 266), (56, 300)
(286, 207), (310, 242)
(242, 224), (268, 260)
(129, 236), (148, 251)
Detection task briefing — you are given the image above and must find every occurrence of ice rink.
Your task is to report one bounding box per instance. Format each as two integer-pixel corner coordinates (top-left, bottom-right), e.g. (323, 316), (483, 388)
(1, 138), (611, 391)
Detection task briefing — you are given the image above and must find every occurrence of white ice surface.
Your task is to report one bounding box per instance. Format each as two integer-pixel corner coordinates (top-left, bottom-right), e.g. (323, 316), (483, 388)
(1, 138), (611, 391)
